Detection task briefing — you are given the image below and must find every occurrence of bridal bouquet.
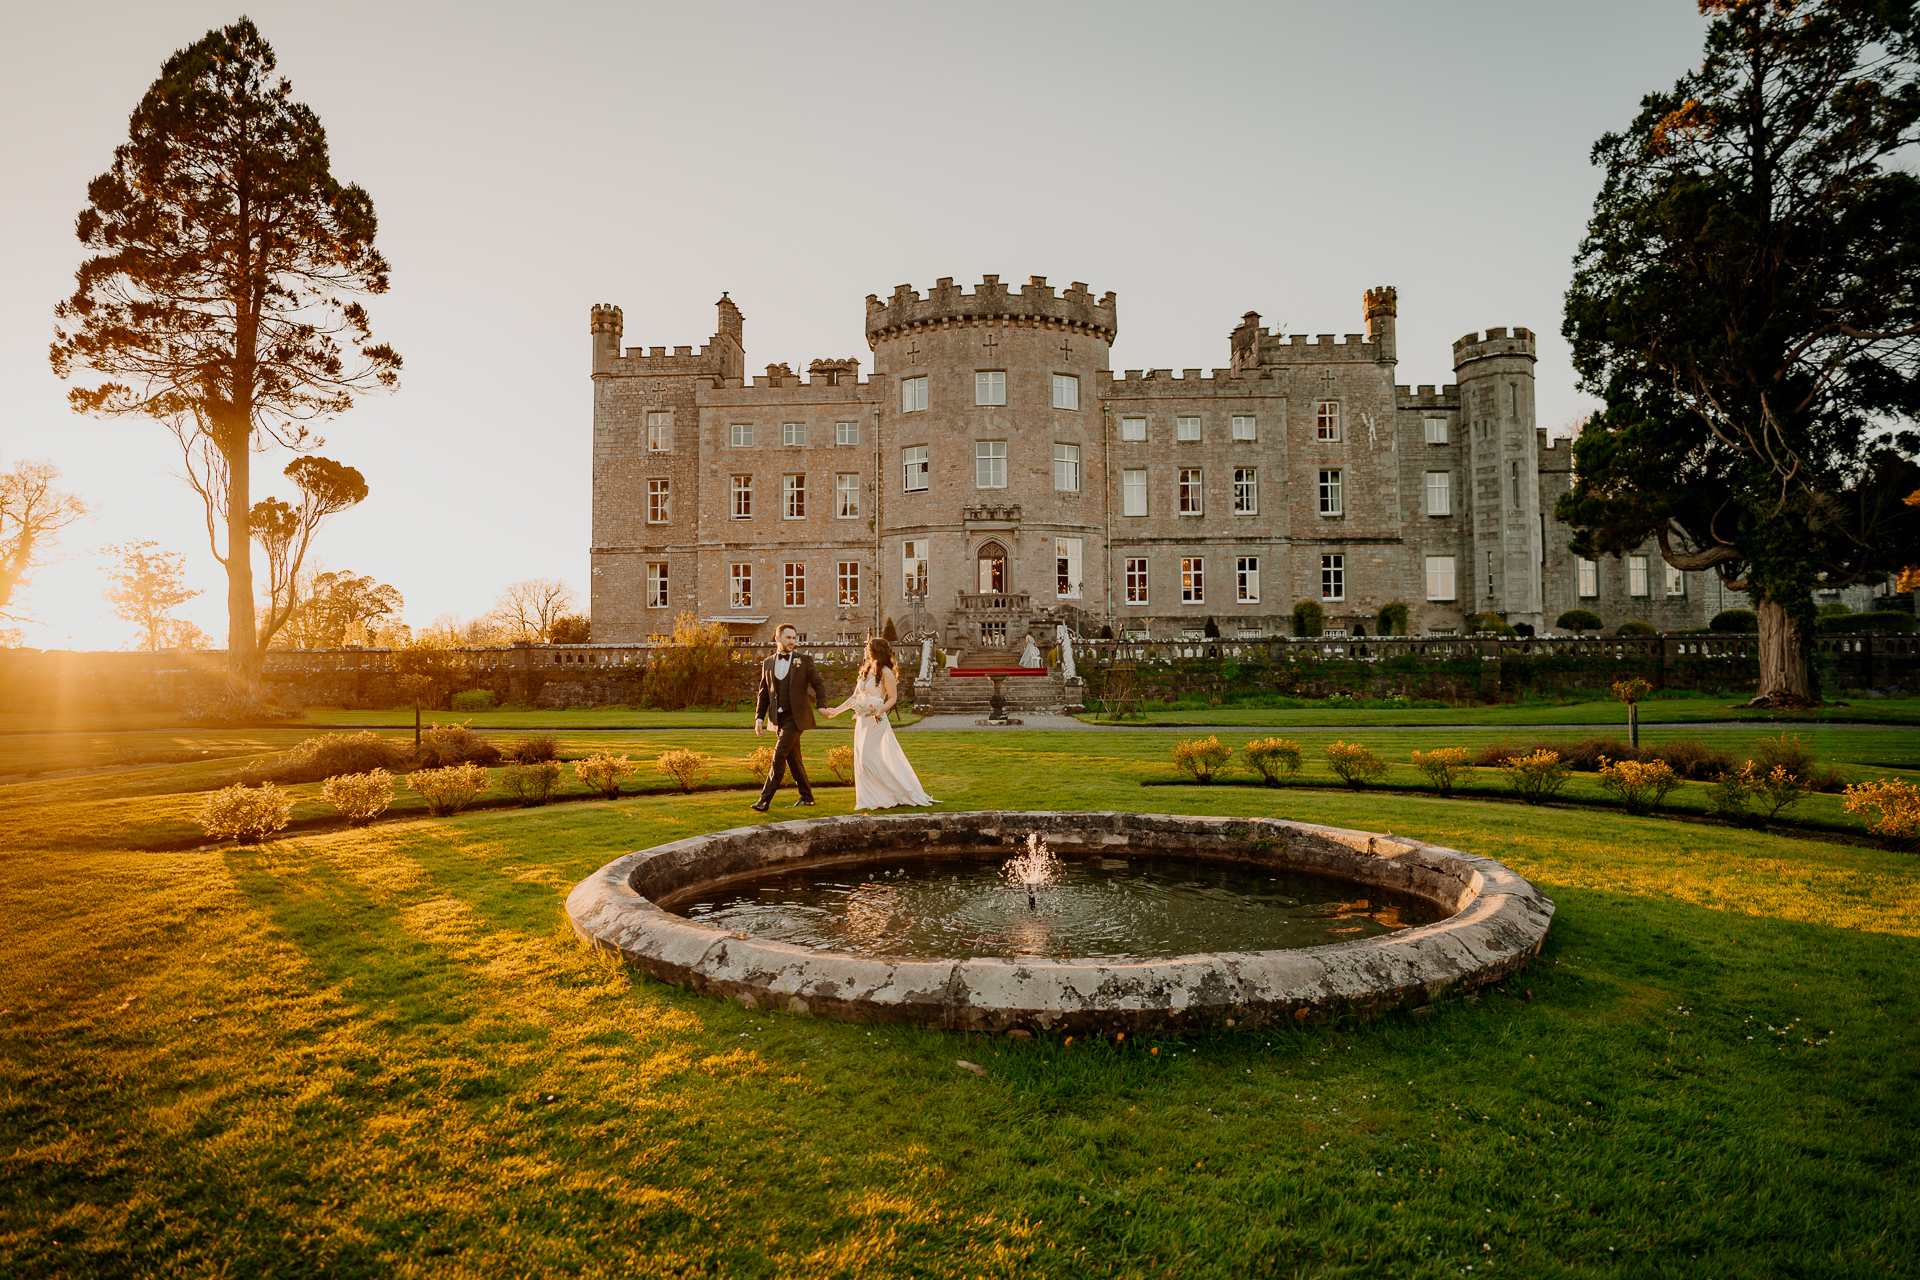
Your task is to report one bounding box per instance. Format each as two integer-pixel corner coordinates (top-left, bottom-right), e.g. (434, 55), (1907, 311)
(846, 688), (887, 720)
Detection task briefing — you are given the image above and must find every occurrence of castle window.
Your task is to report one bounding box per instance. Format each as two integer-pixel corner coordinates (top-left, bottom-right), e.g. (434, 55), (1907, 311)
(730, 475), (752, 520)
(1666, 565), (1687, 596)
(901, 377), (927, 413)
(1056, 537), (1083, 599)
(646, 410), (672, 452)
(729, 564), (752, 609)
(646, 479), (670, 524)
(1120, 417), (1146, 442)
(1052, 374), (1080, 411)
(1426, 471), (1452, 516)
(1053, 444), (1081, 492)
(784, 562), (806, 607)
(1318, 469), (1343, 517)
(783, 474), (807, 519)
(1511, 460), (1523, 507)
(1231, 415), (1257, 441)
(730, 422), (754, 448)
(1425, 417), (1448, 445)
(1176, 416), (1201, 442)
(1181, 557), (1204, 603)
(975, 371), (1006, 406)
(836, 473), (860, 519)
(646, 562), (669, 609)
(1486, 550), (1496, 598)
(902, 541), (929, 596)
(838, 561), (861, 607)
(1578, 558), (1598, 598)
(1125, 558), (1149, 605)
(782, 422), (806, 447)
(1321, 555), (1345, 602)
(1233, 468), (1257, 515)
(976, 441), (1007, 489)
(836, 421), (859, 446)
(1317, 401), (1341, 441)
(1123, 468), (1147, 516)
(1178, 468), (1203, 515)
(1510, 384), (1519, 417)
(902, 446), (928, 493)
(1629, 555), (1649, 597)
(1426, 555), (1456, 601)
(1236, 556), (1260, 603)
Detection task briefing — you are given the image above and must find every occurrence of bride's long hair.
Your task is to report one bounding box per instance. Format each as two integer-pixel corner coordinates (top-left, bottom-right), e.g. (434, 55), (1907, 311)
(858, 636), (896, 683)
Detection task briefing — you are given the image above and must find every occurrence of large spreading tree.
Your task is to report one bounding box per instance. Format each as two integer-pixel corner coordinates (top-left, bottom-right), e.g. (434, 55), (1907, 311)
(1562, 0), (1920, 704)
(51, 17), (398, 697)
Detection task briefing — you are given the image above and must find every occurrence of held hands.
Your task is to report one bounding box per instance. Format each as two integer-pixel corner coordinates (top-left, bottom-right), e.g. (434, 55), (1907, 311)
(753, 718), (765, 737)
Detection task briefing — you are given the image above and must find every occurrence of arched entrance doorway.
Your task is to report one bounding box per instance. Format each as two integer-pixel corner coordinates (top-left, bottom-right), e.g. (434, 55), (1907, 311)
(976, 541), (1008, 594)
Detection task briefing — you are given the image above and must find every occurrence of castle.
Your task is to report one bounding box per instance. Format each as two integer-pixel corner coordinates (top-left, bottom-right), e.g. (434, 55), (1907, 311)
(589, 276), (1720, 648)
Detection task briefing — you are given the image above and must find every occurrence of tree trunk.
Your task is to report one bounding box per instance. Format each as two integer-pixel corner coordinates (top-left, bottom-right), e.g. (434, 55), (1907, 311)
(1750, 597), (1816, 707)
(224, 427), (260, 703)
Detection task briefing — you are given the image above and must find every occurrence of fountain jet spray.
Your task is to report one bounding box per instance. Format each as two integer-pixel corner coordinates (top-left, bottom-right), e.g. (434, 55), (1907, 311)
(1002, 832), (1061, 911)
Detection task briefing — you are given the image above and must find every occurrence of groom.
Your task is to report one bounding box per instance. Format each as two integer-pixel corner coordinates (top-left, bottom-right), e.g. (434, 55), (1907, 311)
(751, 622), (828, 811)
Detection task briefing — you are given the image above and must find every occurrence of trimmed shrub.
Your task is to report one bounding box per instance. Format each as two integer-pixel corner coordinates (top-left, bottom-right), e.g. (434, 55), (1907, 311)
(1203, 616), (1220, 639)
(827, 745), (855, 783)
(1842, 778), (1920, 848)
(1097, 624), (1114, 640)
(1597, 757), (1680, 815)
(1556, 609), (1602, 633)
(1243, 737), (1304, 786)
(1707, 765), (1759, 823)
(1410, 747), (1474, 796)
(450, 688), (496, 711)
(655, 749), (712, 794)
(1612, 677), (1652, 705)
(321, 769), (395, 826)
(748, 745), (775, 778)
(574, 751), (637, 800)
(1172, 735), (1233, 783)
(1467, 612), (1517, 637)
(1817, 601), (1852, 617)
(1710, 609), (1759, 633)
(502, 733), (560, 764)
(1500, 750), (1572, 805)
(1652, 738), (1733, 780)
(1377, 601), (1409, 637)
(1292, 601), (1325, 638)
(1816, 611), (1916, 634)
(1615, 621), (1657, 637)
(235, 730), (409, 785)
(500, 760), (562, 807)
(415, 722), (502, 769)
(1324, 741), (1388, 790)
(407, 763), (490, 816)
(197, 783), (295, 843)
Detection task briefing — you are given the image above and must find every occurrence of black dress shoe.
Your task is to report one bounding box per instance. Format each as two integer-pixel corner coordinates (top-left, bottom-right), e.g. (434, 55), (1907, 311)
(788, 799), (816, 807)
(749, 800), (770, 812)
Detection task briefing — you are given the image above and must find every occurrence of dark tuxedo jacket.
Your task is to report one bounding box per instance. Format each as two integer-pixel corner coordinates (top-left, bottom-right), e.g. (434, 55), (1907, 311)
(755, 650), (827, 731)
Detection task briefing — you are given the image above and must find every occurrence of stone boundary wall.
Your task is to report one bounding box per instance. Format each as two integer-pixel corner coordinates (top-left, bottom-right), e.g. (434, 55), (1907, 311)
(1, 630), (1910, 712)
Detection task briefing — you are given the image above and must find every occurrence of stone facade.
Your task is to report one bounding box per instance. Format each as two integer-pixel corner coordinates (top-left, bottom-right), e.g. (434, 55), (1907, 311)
(589, 277), (1721, 647)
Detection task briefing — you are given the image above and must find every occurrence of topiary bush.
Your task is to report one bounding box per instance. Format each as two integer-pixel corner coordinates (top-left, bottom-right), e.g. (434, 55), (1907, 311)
(1468, 613), (1518, 637)
(1597, 756), (1680, 815)
(1292, 601), (1325, 638)
(1710, 609), (1759, 632)
(1615, 621), (1657, 637)
(1499, 749), (1573, 805)
(1556, 609), (1603, 633)
(574, 751), (637, 800)
(321, 769), (395, 826)
(1377, 601), (1409, 637)
(1171, 735), (1233, 783)
(197, 783), (296, 843)
(654, 749), (712, 795)
(1243, 737), (1303, 786)
(1323, 741), (1388, 790)
(407, 763), (491, 816)
(1203, 616), (1220, 639)
(1816, 611), (1916, 634)
(450, 689), (496, 712)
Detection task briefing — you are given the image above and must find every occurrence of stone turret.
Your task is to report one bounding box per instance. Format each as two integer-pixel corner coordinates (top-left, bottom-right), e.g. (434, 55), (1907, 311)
(590, 303), (623, 377)
(1364, 286), (1397, 364)
(1453, 327), (1541, 631)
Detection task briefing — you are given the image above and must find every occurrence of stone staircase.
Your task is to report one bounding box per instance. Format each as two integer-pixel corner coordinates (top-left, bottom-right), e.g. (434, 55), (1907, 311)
(918, 656), (1084, 716)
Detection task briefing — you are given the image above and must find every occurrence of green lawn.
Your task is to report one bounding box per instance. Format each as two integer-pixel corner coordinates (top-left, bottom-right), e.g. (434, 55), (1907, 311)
(2, 730), (1916, 1276)
(1081, 693), (1920, 728)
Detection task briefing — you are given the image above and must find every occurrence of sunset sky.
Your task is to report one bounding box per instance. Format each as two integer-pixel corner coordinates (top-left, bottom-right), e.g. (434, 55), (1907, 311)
(0, 0), (1708, 651)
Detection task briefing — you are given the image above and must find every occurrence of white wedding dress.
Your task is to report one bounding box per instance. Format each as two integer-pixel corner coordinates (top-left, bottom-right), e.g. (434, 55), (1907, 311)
(846, 676), (936, 810)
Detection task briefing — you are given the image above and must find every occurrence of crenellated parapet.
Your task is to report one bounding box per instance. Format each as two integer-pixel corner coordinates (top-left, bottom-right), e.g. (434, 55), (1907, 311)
(863, 274), (1118, 346)
(1451, 327), (1537, 370)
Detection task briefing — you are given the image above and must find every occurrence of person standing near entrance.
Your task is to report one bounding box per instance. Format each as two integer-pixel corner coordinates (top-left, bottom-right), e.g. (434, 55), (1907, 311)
(752, 623), (829, 812)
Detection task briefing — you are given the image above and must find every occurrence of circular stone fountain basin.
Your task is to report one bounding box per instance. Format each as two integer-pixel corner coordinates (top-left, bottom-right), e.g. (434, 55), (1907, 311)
(565, 811), (1554, 1034)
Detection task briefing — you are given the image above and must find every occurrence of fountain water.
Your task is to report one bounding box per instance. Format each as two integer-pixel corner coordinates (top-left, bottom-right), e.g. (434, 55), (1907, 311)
(1002, 832), (1060, 909)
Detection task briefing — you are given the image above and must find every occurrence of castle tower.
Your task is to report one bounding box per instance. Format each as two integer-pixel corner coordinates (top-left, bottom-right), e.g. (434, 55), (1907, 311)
(590, 303), (622, 377)
(862, 275), (1118, 648)
(1452, 327), (1542, 631)
(1363, 286), (1396, 364)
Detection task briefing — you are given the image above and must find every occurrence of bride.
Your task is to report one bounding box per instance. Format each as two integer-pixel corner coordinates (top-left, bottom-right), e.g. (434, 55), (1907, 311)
(824, 637), (936, 810)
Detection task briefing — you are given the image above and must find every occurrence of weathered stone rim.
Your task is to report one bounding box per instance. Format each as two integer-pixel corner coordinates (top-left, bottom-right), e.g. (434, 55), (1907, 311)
(564, 810), (1554, 1035)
